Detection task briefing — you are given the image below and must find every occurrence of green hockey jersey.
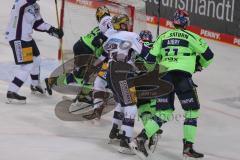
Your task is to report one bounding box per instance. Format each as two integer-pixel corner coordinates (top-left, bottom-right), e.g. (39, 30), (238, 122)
(150, 29), (213, 74)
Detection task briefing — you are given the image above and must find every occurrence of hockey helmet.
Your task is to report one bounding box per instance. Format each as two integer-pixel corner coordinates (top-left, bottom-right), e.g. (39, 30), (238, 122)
(173, 9), (190, 29)
(96, 6), (110, 22)
(139, 30), (153, 42)
(111, 14), (129, 31)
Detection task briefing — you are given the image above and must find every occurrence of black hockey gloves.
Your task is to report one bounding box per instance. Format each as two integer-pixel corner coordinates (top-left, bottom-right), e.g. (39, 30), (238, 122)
(27, 0), (37, 5)
(195, 55), (203, 72)
(92, 32), (108, 48)
(47, 27), (64, 39)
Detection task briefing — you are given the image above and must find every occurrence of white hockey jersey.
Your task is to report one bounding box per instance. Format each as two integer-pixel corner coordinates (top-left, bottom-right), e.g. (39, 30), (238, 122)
(103, 31), (143, 63)
(98, 15), (113, 34)
(5, 0), (51, 41)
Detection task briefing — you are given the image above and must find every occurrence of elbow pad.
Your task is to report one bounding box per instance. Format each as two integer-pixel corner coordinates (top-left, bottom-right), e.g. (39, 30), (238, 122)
(199, 47), (214, 68)
(201, 47), (214, 61)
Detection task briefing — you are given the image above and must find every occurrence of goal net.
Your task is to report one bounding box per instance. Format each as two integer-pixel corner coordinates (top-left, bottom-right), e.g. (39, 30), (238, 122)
(57, 0), (152, 60)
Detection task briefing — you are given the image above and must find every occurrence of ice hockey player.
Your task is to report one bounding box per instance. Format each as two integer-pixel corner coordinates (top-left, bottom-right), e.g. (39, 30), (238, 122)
(134, 30), (156, 73)
(73, 6), (112, 57)
(135, 30), (163, 151)
(88, 14), (143, 154)
(45, 6), (112, 96)
(130, 9), (214, 159)
(5, 0), (63, 103)
(138, 30), (154, 59)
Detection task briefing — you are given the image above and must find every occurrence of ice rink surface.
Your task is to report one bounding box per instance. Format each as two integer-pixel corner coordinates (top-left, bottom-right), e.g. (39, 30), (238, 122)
(0, 1), (239, 160)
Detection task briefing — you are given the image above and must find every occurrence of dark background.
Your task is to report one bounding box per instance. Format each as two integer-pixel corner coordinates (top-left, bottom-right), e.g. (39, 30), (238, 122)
(145, 0), (240, 36)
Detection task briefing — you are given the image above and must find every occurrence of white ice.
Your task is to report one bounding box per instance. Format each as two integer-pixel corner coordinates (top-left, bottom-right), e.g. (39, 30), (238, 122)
(0, 1), (239, 160)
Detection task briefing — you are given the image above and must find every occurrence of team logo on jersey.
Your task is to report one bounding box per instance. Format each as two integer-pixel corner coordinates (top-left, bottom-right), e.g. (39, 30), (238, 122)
(104, 38), (132, 52)
(26, 4), (40, 18)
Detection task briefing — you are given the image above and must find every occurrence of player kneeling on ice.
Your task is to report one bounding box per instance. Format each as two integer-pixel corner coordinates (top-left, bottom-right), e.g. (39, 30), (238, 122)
(45, 6), (112, 98)
(130, 9), (214, 159)
(5, 0), (63, 104)
(85, 14), (143, 154)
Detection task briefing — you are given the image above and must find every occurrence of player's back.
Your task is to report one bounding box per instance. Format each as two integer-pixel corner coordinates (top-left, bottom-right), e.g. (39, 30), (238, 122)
(151, 28), (204, 74)
(103, 31), (142, 62)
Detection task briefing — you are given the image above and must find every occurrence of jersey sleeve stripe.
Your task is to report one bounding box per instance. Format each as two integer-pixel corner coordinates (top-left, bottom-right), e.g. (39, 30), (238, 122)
(16, 3), (29, 40)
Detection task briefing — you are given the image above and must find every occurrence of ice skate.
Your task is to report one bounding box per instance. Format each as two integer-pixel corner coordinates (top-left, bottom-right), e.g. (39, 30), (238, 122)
(118, 134), (135, 155)
(44, 77), (56, 95)
(183, 139), (204, 159)
(30, 85), (45, 95)
(129, 131), (150, 160)
(6, 91), (26, 104)
(82, 106), (104, 120)
(108, 124), (121, 144)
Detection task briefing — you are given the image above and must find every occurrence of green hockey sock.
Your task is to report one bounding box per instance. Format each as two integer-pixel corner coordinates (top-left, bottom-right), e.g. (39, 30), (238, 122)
(183, 125), (197, 143)
(183, 110), (199, 143)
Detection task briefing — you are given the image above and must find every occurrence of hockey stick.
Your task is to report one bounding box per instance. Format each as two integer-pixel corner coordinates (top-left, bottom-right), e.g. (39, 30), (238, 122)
(69, 96), (113, 113)
(55, 0), (66, 73)
(156, 0), (161, 37)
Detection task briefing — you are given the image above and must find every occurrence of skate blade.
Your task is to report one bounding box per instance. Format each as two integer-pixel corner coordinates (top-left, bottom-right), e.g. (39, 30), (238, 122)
(6, 98), (26, 104)
(183, 154), (203, 160)
(129, 142), (150, 160)
(31, 90), (46, 96)
(108, 138), (120, 144)
(118, 146), (135, 155)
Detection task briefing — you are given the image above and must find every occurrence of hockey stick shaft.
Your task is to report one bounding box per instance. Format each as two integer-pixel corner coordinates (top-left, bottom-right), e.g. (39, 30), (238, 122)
(156, 0), (161, 37)
(69, 96), (113, 113)
(55, 0), (65, 72)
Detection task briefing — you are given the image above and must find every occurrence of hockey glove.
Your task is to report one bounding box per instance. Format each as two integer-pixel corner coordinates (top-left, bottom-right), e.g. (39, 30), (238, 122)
(92, 32), (108, 48)
(195, 55), (203, 72)
(47, 27), (64, 39)
(27, 0), (37, 5)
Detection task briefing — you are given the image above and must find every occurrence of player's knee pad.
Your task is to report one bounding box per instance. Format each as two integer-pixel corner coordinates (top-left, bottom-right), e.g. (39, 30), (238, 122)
(123, 105), (137, 119)
(14, 64), (33, 83)
(178, 90), (200, 110)
(176, 78), (200, 111)
(20, 63), (34, 73)
(156, 92), (175, 110)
